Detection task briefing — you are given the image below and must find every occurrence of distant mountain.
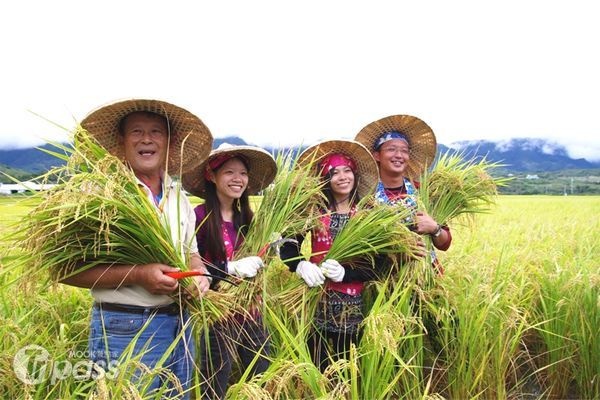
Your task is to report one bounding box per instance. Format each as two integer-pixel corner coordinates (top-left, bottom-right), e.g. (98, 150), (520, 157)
(0, 143), (70, 173)
(1, 137), (598, 177)
(442, 138), (599, 172)
(214, 136), (304, 159)
(213, 136), (248, 147)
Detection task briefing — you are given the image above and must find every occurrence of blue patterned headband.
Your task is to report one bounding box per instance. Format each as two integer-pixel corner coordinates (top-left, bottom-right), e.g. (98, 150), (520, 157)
(374, 131), (409, 150)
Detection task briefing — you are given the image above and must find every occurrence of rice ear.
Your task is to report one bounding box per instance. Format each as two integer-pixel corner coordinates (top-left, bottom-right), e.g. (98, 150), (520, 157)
(224, 149), (328, 310)
(11, 127), (227, 322)
(419, 151), (511, 226)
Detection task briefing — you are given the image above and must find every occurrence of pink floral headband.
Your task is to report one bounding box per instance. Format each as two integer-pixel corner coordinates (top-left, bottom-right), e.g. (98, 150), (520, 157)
(204, 153), (249, 181)
(318, 153), (356, 177)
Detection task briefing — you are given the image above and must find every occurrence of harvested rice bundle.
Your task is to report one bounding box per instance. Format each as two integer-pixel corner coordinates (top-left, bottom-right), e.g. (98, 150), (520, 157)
(274, 197), (420, 314)
(418, 151), (510, 226)
(413, 151), (511, 287)
(11, 129), (230, 322)
(15, 131), (182, 278)
(324, 198), (418, 265)
(223, 150), (327, 312)
(273, 139), (420, 319)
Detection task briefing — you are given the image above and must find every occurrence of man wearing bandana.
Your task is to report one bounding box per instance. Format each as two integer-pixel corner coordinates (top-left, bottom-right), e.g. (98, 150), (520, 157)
(355, 115), (452, 273)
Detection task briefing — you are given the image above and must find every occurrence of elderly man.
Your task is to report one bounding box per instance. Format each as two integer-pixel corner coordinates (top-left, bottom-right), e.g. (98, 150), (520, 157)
(61, 99), (213, 397)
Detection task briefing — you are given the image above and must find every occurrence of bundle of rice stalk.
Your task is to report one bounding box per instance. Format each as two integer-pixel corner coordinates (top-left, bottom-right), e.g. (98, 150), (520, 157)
(276, 197), (420, 314)
(223, 150), (327, 311)
(325, 198), (418, 265)
(418, 151), (510, 226)
(9, 128), (230, 322)
(415, 151), (510, 288)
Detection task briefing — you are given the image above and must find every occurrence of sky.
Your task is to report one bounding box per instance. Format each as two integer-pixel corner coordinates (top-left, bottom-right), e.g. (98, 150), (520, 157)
(1, 1), (599, 162)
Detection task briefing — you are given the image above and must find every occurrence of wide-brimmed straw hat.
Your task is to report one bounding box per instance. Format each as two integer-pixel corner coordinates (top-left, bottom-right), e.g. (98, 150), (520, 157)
(182, 143), (277, 198)
(354, 115), (437, 178)
(80, 98), (213, 174)
(297, 139), (378, 199)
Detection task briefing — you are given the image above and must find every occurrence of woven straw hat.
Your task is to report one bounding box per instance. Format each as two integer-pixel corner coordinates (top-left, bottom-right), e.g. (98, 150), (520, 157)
(354, 115), (437, 178)
(297, 139), (378, 199)
(182, 143), (277, 198)
(80, 98), (213, 174)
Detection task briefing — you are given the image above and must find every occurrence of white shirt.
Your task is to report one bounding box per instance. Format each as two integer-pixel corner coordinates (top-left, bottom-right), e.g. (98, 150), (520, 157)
(91, 175), (199, 306)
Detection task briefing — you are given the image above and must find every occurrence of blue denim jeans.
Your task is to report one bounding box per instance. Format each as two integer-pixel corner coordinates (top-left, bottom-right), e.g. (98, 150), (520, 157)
(89, 304), (195, 399)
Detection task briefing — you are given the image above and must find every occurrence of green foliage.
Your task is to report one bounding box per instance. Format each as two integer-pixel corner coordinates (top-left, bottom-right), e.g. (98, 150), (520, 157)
(221, 149), (327, 312)
(419, 151), (510, 226)
(1, 191), (598, 398)
(497, 168), (600, 195)
(6, 129), (188, 282)
(0, 164), (38, 183)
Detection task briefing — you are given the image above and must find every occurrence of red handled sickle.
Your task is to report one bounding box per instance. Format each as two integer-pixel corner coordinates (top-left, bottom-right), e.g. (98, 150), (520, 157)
(165, 270), (239, 286)
(165, 271), (204, 279)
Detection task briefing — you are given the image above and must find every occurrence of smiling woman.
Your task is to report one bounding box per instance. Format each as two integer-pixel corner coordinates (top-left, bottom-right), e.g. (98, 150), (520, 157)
(181, 142), (277, 399)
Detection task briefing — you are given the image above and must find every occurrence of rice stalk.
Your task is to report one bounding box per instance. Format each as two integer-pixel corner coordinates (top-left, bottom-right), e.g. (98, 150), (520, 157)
(418, 151), (510, 226)
(275, 197), (421, 321)
(413, 151), (511, 290)
(259, 303), (329, 398)
(7, 127), (226, 322)
(325, 197), (419, 265)
(360, 278), (428, 399)
(224, 150), (327, 311)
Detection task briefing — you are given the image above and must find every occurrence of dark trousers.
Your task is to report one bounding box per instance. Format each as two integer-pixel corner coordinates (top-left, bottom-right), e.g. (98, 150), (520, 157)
(198, 315), (270, 399)
(308, 328), (359, 373)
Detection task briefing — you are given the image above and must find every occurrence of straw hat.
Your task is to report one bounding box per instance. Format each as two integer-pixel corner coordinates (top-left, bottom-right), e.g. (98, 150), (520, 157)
(297, 139), (378, 199)
(354, 115), (437, 178)
(182, 143), (277, 198)
(80, 98), (213, 174)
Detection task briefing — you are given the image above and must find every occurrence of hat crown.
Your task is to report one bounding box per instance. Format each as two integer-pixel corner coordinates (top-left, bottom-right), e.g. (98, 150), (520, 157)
(182, 143), (277, 198)
(297, 139), (378, 199)
(214, 142), (236, 151)
(80, 98), (213, 175)
(355, 114), (437, 178)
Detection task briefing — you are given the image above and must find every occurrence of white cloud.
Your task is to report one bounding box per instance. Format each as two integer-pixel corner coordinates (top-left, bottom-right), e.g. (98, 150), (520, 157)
(1, 1), (599, 163)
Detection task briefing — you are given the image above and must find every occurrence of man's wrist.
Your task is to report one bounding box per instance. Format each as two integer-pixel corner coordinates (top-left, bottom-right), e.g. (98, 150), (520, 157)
(431, 224), (443, 238)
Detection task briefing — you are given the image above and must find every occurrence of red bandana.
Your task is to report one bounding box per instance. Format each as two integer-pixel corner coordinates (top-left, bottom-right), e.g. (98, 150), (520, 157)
(318, 153), (356, 177)
(204, 153), (249, 181)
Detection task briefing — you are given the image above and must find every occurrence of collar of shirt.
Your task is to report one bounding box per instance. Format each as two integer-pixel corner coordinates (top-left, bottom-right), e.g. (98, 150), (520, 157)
(135, 174), (175, 209)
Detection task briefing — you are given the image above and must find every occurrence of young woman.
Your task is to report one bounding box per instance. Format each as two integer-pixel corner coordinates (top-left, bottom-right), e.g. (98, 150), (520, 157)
(182, 143), (277, 399)
(280, 139), (381, 372)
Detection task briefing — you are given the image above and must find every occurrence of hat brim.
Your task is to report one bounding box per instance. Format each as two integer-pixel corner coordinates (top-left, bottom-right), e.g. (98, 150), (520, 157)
(297, 140), (378, 199)
(354, 115), (437, 178)
(182, 145), (277, 199)
(80, 99), (213, 175)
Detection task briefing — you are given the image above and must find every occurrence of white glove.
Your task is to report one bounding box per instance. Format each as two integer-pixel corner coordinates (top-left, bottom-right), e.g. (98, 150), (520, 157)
(227, 256), (264, 278)
(296, 260), (325, 287)
(321, 259), (345, 282)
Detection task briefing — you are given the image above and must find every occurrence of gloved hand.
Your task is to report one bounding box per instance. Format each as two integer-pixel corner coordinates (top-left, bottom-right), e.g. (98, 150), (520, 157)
(227, 256), (264, 278)
(296, 260), (325, 287)
(321, 259), (345, 282)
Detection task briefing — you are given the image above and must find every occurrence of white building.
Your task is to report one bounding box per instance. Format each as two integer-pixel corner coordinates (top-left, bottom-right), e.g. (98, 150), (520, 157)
(0, 181), (56, 194)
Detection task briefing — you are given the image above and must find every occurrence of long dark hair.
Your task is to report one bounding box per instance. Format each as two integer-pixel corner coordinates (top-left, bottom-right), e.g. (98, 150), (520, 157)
(203, 157), (254, 262)
(322, 168), (360, 212)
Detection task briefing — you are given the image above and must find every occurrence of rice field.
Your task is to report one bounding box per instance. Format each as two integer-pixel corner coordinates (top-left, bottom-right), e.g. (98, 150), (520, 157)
(0, 195), (598, 399)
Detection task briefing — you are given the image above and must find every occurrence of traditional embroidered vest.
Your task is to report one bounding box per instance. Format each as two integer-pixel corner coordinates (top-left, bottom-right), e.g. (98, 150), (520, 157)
(310, 207), (364, 296)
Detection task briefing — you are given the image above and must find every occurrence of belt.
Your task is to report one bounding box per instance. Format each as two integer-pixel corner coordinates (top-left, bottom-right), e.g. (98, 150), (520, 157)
(95, 302), (181, 315)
